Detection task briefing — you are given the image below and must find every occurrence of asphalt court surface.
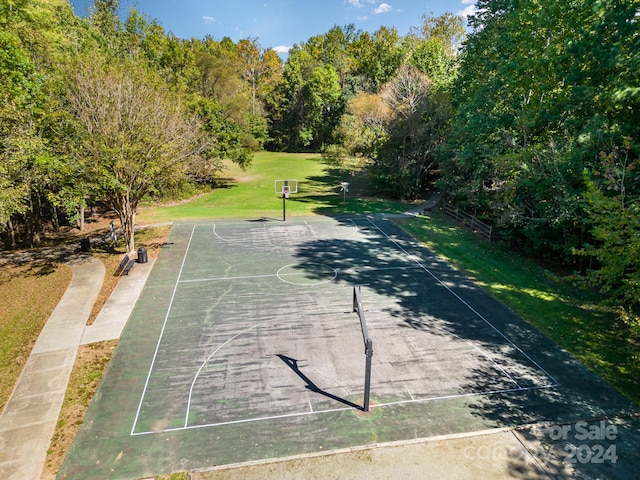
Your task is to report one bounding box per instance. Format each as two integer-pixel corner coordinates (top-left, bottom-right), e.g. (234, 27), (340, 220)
(132, 216), (557, 435)
(60, 216), (639, 479)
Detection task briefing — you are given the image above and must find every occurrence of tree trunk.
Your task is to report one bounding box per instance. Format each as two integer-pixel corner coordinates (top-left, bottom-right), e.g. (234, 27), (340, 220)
(78, 205), (85, 231)
(2, 221), (16, 249)
(29, 193), (43, 246)
(115, 194), (136, 255)
(52, 206), (60, 231)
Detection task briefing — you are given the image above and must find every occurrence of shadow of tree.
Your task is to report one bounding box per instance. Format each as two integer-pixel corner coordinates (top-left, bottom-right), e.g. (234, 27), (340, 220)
(289, 215), (640, 478)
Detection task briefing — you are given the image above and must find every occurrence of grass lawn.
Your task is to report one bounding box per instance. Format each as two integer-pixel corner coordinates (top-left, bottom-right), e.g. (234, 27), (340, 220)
(396, 213), (640, 406)
(137, 151), (413, 223)
(0, 262), (72, 412)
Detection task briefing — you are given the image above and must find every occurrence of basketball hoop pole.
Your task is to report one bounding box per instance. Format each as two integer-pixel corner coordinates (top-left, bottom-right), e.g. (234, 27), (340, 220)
(282, 192), (286, 221)
(282, 180), (288, 221)
(353, 285), (373, 412)
(364, 338), (373, 412)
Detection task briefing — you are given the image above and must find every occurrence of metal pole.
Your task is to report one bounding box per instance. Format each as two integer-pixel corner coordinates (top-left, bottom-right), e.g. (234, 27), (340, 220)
(282, 193), (286, 221)
(364, 338), (373, 412)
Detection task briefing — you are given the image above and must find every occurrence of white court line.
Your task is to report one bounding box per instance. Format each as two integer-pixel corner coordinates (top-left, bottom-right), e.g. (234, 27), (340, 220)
(131, 224), (197, 436)
(304, 218), (360, 241)
(211, 218), (361, 247)
(179, 273), (279, 283)
(131, 382), (556, 436)
(179, 265), (424, 285)
(404, 382), (416, 401)
(185, 320), (271, 428)
(366, 217), (559, 387)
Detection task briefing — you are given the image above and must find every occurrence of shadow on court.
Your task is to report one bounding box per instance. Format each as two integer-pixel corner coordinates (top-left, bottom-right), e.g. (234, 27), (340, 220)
(277, 354), (364, 411)
(58, 216), (640, 480)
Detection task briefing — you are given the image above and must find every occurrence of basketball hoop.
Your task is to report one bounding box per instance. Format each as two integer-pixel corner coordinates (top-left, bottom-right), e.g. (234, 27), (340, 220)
(275, 180), (297, 221)
(340, 182), (350, 203)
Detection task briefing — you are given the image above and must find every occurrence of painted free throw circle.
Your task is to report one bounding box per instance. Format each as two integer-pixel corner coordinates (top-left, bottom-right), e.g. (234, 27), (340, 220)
(277, 263), (337, 285)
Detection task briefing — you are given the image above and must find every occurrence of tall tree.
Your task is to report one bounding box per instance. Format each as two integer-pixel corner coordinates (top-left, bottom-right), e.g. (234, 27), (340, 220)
(579, 139), (640, 308)
(373, 65), (449, 198)
(63, 57), (209, 253)
(0, 0), (79, 247)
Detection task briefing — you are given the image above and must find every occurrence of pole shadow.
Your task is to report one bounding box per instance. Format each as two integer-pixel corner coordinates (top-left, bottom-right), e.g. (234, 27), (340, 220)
(276, 354), (364, 411)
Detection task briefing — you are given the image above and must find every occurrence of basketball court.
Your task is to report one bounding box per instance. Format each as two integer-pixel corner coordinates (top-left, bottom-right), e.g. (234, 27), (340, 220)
(59, 215), (638, 479)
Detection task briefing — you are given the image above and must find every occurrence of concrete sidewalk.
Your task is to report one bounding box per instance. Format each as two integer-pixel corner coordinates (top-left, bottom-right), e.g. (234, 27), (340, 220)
(0, 254), (154, 480)
(81, 259), (155, 345)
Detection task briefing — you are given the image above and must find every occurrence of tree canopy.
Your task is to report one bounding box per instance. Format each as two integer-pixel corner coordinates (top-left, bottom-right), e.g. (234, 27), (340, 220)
(2, 0), (639, 313)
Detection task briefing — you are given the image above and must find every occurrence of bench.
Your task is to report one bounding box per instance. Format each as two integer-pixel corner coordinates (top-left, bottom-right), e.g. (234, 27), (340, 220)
(116, 254), (135, 275)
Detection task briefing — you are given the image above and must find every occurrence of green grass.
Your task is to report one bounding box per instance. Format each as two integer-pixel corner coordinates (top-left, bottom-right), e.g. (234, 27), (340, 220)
(0, 262), (72, 412)
(396, 213), (640, 405)
(138, 151), (412, 223)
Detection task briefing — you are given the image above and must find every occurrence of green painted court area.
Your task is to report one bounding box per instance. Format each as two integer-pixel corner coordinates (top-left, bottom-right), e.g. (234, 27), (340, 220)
(59, 216), (637, 479)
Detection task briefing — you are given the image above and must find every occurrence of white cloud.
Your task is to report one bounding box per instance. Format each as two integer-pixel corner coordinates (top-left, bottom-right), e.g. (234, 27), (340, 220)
(458, 0), (477, 19)
(374, 3), (393, 15)
(202, 16), (216, 25)
(457, 4), (476, 19)
(273, 45), (291, 54)
(346, 0), (375, 8)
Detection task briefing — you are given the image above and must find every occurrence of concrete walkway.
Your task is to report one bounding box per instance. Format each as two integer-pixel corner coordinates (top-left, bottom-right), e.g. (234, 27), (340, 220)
(0, 254), (153, 480)
(81, 259), (155, 346)
(403, 191), (442, 216)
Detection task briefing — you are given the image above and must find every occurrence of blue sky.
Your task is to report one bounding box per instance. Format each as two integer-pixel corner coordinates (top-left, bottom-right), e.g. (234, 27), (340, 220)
(71, 0), (476, 55)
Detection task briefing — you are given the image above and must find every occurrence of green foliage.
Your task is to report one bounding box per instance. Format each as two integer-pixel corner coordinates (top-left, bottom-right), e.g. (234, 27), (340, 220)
(577, 140), (640, 307)
(442, 0), (640, 272)
(371, 65), (450, 199)
(298, 14), (463, 198)
(188, 96), (250, 172)
(62, 55), (210, 251)
(273, 50), (343, 151)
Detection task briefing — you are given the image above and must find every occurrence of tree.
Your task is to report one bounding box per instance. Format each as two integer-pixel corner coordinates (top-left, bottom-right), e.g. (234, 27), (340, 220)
(332, 92), (390, 161)
(578, 139), (640, 308)
(350, 26), (403, 91)
(373, 65), (449, 198)
(406, 13), (465, 91)
(63, 57), (209, 253)
(271, 47), (344, 150)
(441, 0), (639, 264)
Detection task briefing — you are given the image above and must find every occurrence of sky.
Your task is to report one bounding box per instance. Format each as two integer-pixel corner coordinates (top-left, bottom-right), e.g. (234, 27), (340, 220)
(70, 0), (477, 56)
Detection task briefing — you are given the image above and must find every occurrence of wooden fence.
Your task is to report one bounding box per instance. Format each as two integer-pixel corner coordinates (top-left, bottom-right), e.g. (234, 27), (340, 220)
(441, 203), (493, 241)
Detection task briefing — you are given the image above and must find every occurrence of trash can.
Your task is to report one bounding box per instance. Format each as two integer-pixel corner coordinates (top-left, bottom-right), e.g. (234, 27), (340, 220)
(137, 246), (148, 264)
(80, 238), (91, 252)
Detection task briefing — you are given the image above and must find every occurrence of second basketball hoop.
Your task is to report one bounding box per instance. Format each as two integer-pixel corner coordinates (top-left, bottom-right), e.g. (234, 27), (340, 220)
(275, 179), (298, 221)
